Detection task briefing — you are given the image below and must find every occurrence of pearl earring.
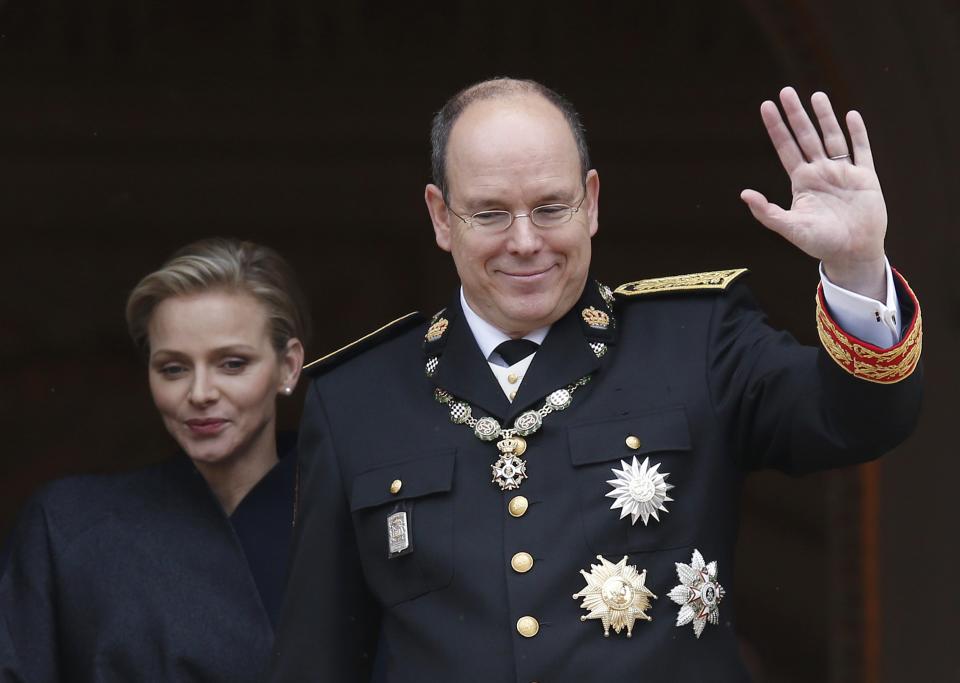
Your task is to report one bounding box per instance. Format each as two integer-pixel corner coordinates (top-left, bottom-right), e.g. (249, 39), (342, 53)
(282, 387), (293, 395)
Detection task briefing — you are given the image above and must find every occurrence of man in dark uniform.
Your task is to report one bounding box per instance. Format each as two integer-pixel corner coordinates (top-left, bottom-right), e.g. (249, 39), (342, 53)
(271, 79), (921, 681)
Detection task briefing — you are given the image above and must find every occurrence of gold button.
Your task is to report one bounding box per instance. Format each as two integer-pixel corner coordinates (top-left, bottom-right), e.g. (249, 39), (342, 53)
(508, 496), (529, 517)
(509, 390), (517, 401)
(507, 373), (520, 384)
(625, 435), (642, 450)
(389, 479), (402, 495)
(516, 615), (539, 638)
(511, 552), (534, 573)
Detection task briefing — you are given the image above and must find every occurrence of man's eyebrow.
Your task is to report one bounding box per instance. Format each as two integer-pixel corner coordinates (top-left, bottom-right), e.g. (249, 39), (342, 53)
(455, 194), (507, 210)
(457, 189), (578, 210)
(532, 190), (575, 203)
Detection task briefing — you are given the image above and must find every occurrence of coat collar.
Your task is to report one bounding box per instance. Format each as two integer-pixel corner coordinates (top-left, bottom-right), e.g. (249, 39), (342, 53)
(425, 292), (511, 419)
(423, 277), (618, 423)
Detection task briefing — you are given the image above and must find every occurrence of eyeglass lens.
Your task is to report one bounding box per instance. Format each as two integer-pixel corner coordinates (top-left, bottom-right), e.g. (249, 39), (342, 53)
(471, 204), (577, 232)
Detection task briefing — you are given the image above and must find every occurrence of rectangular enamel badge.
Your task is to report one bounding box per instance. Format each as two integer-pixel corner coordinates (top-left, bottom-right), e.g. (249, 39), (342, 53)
(387, 509), (412, 558)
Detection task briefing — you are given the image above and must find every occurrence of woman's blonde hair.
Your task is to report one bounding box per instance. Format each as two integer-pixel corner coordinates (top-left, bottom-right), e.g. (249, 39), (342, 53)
(126, 238), (311, 355)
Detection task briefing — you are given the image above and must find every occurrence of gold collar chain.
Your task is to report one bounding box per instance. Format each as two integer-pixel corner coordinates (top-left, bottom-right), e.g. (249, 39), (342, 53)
(433, 375), (591, 491)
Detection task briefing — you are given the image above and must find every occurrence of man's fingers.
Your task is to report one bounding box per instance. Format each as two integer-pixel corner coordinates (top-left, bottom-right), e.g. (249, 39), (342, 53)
(847, 110), (875, 170)
(760, 100), (804, 175)
(740, 189), (793, 240)
(779, 86), (826, 162)
(811, 91), (850, 159)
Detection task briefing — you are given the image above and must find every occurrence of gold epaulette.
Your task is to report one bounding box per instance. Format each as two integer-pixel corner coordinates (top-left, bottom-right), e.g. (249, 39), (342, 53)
(303, 311), (424, 374)
(816, 269), (922, 384)
(614, 268), (749, 297)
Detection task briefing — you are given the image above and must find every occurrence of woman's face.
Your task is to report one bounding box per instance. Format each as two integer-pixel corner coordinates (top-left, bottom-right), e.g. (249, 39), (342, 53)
(146, 290), (302, 467)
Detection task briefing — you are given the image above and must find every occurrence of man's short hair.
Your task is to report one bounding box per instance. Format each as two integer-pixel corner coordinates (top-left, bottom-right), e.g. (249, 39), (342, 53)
(430, 77), (591, 201)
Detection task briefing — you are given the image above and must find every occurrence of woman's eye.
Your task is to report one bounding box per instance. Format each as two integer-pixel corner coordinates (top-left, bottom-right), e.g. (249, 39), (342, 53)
(159, 365), (186, 378)
(222, 358), (248, 372)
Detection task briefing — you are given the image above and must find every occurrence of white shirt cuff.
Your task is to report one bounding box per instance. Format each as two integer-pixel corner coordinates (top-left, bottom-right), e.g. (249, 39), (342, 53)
(819, 258), (901, 349)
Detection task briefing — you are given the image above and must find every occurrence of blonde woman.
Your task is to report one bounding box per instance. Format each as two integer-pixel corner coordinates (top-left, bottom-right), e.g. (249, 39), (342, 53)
(0, 238), (309, 682)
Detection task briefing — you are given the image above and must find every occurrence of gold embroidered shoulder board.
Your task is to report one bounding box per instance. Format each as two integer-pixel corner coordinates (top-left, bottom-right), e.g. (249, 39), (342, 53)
(304, 311), (424, 375)
(614, 268), (749, 297)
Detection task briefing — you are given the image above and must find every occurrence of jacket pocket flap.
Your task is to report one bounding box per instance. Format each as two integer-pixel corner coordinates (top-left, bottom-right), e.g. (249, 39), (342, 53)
(568, 407), (691, 466)
(351, 450), (456, 511)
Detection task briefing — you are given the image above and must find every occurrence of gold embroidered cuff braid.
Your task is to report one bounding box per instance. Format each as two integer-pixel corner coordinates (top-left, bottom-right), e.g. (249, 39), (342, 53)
(815, 269), (922, 384)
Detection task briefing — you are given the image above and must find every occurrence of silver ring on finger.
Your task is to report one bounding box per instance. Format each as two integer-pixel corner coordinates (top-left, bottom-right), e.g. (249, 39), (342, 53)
(828, 153), (851, 161)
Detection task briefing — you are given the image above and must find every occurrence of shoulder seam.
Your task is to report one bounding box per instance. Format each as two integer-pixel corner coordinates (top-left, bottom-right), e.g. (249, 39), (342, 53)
(303, 311), (422, 373)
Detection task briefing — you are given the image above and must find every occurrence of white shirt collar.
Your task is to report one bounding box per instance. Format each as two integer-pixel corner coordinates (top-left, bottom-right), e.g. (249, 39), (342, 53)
(459, 287), (550, 362)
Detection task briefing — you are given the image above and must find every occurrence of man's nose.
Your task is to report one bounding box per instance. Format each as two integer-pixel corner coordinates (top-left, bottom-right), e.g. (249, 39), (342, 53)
(505, 214), (542, 254)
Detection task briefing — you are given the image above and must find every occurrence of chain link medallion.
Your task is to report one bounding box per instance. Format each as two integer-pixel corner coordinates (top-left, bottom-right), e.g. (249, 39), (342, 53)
(545, 388), (573, 410)
(433, 375), (591, 490)
(449, 401), (472, 424)
(514, 410), (543, 436)
(473, 416), (501, 441)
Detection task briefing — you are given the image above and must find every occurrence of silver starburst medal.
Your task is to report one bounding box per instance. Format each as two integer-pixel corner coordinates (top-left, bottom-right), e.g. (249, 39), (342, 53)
(572, 554), (657, 637)
(606, 456), (674, 525)
(668, 549), (725, 639)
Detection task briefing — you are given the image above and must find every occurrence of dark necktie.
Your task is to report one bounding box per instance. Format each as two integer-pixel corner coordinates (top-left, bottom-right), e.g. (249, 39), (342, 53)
(494, 339), (540, 366)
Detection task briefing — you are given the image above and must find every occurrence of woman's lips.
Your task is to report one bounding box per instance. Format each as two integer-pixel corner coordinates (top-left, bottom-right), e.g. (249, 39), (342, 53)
(185, 418), (228, 436)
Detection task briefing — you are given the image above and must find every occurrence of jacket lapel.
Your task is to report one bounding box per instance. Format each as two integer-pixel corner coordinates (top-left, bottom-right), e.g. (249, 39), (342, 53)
(425, 279), (617, 425)
(506, 278), (616, 422)
(506, 307), (598, 422)
(427, 295), (511, 420)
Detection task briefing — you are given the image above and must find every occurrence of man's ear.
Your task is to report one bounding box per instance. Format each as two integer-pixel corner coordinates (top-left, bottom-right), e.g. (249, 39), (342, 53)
(425, 184), (453, 252)
(584, 169), (600, 238)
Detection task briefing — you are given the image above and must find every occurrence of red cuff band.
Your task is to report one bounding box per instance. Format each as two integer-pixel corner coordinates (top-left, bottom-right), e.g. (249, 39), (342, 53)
(816, 269), (922, 384)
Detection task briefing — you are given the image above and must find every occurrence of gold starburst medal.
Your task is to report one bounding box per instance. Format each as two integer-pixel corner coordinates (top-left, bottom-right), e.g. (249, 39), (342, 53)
(572, 555), (657, 637)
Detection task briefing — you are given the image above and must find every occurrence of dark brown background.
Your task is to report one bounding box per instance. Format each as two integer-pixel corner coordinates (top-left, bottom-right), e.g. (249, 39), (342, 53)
(1, 1), (956, 681)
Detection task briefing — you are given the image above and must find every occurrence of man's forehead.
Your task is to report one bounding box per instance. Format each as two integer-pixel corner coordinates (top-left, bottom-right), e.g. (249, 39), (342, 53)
(452, 172), (579, 207)
(445, 150), (581, 207)
(447, 96), (579, 172)
(450, 93), (572, 144)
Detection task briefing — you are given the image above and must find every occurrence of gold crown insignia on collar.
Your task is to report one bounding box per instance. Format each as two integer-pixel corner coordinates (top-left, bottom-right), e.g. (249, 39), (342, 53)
(581, 306), (611, 329)
(425, 317), (449, 343)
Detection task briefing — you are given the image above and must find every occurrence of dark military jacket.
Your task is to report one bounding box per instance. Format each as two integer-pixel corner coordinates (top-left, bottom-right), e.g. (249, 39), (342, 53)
(272, 274), (921, 683)
(0, 442), (298, 683)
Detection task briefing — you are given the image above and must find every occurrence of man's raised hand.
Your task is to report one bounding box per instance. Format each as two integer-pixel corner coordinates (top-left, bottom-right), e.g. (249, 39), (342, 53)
(740, 86), (887, 300)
